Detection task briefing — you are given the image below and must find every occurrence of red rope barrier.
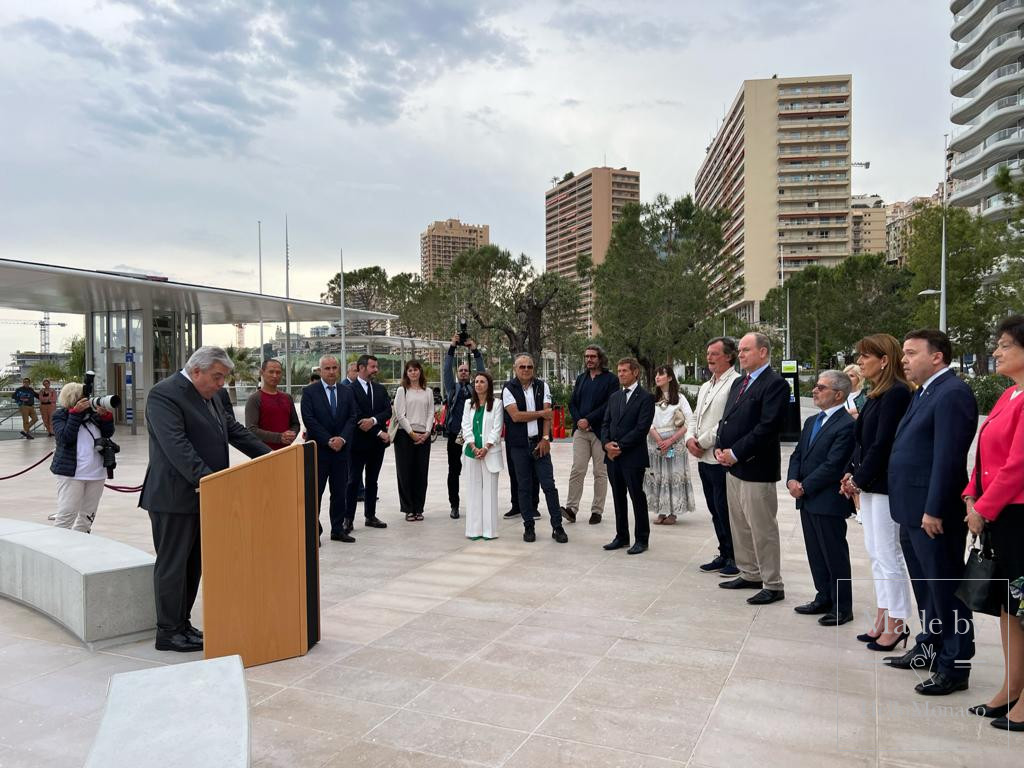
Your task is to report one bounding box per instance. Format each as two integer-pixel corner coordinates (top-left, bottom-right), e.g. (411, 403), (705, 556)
(105, 484), (142, 493)
(0, 450), (55, 481)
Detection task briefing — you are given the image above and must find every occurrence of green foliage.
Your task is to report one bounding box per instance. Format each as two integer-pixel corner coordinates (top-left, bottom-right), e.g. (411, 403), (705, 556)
(905, 205), (1018, 373)
(760, 253), (914, 373)
(968, 374), (1013, 415)
(548, 380), (573, 407)
(594, 194), (727, 383)
(321, 266), (390, 334)
(28, 361), (69, 383)
(66, 335), (86, 380)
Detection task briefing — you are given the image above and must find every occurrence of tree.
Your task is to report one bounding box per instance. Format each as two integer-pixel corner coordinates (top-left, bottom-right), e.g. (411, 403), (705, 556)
(223, 346), (259, 404)
(66, 335), (86, 380)
(28, 361), (69, 383)
(905, 205), (1017, 372)
(435, 245), (580, 364)
(321, 266), (390, 334)
(593, 195), (726, 383)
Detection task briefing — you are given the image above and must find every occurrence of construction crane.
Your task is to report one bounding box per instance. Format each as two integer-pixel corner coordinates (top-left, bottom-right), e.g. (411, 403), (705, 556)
(0, 312), (68, 353)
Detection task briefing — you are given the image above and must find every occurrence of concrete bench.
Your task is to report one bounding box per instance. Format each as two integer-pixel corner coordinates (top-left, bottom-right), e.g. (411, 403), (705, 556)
(0, 517), (156, 649)
(85, 655), (250, 768)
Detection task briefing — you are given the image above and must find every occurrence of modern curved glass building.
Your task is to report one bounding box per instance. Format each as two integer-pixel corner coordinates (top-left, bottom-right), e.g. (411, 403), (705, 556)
(949, 0), (1024, 219)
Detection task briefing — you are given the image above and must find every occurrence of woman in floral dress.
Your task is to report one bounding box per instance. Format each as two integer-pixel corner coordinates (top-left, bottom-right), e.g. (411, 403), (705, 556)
(646, 365), (695, 525)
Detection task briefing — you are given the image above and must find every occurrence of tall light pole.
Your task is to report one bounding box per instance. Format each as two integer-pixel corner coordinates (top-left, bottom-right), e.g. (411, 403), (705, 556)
(258, 220), (264, 361)
(284, 215), (291, 395)
(339, 248), (347, 365)
(779, 242), (791, 359)
(939, 134), (949, 332)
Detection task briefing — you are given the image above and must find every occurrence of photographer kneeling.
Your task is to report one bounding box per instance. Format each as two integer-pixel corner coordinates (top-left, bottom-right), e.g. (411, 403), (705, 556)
(50, 382), (116, 533)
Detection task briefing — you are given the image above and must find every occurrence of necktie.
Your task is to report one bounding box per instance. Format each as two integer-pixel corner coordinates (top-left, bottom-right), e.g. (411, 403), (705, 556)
(328, 385), (337, 415)
(624, 387), (631, 403)
(206, 399), (223, 434)
(736, 374), (751, 398)
(809, 411), (826, 443)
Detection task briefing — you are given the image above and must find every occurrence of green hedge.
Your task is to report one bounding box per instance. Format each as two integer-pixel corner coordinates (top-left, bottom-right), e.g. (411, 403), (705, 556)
(968, 374), (1013, 415)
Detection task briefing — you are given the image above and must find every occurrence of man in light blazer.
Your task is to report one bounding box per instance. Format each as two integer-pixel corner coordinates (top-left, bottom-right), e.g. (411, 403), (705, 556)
(787, 370), (857, 626)
(686, 337), (741, 576)
(714, 332), (790, 606)
(301, 355), (357, 543)
(884, 329), (978, 697)
(140, 346), (271, 653)
(601, 358), (656, 555)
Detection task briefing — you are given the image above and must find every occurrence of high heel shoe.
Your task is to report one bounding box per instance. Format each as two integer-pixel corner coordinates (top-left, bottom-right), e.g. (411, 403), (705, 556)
(866, 627), (910, 652)
(968, 698), (1019, 718)
(856, 631), (881, 643)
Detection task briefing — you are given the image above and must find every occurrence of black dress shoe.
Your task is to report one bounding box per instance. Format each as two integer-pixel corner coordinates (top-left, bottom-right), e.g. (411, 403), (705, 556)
(155, 631), (203, 653)
(561, 506), (577, 523)
(365, 517), (387, 528)
(818, 611), (854, 626)
(331, 531), (356, 543)
(341, 520), (354, 534)
(991, 715), (1024, 731)
(504, 509), (520, 519)
(719, 560), (740, 576)
(915, 672), (969, 696)
(185, 623), (204, 641)
(603, 538), (627, 550)
(450, 507), (460, 519)
(747, 589), (785, 605)
(552, 527), (568, 543)
(719, 577), (763, 590)
(969, 698), (1019, 718)
(588, 512), (602, 525)
(699, 556), (726, 572)
(627, 542), (648, 555)
(523, 528), (536, 543)
(884, 645), (929, 670)
(794, 600), (832, 615)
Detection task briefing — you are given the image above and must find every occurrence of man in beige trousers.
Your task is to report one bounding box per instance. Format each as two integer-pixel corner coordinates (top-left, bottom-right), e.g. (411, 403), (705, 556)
(562, 345), (620, 525)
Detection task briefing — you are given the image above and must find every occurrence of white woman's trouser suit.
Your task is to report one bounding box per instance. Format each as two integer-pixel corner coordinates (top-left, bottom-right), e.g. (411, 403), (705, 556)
(461, 403), (504, 539)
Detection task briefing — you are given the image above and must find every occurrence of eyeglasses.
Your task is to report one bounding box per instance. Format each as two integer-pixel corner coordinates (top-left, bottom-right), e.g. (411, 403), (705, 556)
(812, 384), (834, 391)
(517, 365), (534, 370)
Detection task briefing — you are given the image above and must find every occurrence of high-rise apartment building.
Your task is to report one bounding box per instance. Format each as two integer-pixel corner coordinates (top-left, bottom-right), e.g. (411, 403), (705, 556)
(851, 194), (887, 255)
(545, 166), (640, 335)
(420, 219), (490, 282)
(949, 1), (1024, 219)
(694, 74), (852, 322)
(885, 194), (939, 266)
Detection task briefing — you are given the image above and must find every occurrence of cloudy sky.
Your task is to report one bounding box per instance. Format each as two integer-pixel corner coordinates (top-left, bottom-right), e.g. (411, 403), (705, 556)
(1, 0), (950, 358)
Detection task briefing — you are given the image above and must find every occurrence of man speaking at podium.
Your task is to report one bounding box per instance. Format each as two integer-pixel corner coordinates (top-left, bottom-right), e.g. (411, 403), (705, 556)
(140, 346), (271, 653)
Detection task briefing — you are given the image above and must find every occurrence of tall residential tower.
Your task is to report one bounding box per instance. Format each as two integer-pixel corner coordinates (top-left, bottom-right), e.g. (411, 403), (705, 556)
(694, 74), (852, 322)
(420, 219), (490, 282)
(545, 166), (641, 335)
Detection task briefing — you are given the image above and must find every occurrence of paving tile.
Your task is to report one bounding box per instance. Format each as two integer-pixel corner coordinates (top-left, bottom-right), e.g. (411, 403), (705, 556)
(407, 682), (556, 731)
(321, 739), (474, 767)
(294, 663), (433, 707)
(253, 686), (396, 736)
(366, 709), (525, 767)
(502, 735), (686, 768)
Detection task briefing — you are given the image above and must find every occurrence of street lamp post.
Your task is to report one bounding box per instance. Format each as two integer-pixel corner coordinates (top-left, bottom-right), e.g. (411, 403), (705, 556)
(339, 248), (347, 365)
(939, 134), (949, 333)
(779, 243), (791, 359)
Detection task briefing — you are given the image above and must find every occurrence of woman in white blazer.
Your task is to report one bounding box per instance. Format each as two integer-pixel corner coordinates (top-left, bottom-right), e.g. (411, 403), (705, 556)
(461, 371), (504, 540)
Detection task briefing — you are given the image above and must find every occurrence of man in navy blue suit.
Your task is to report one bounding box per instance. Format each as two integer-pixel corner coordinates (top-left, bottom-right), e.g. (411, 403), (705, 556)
(301, 355), (357, 543)
(884, 329), (978, 696)
(787, 370), (857, 627)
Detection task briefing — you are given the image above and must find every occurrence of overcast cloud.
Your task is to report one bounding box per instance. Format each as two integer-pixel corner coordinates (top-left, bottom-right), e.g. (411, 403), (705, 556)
(0, 0), (951, 355)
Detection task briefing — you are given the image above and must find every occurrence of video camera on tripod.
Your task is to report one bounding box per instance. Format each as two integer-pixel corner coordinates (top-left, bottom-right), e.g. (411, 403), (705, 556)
(82, 370), (122, 479)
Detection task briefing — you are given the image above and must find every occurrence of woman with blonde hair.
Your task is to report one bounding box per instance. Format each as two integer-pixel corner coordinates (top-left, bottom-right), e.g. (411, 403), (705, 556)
(843, 363), (867, 418)
(49, 382), (116, 533)
(841, 334), (913, 651)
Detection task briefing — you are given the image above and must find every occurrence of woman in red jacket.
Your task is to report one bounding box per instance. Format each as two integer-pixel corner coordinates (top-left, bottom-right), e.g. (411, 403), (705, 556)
(964, 314), (1024, 732)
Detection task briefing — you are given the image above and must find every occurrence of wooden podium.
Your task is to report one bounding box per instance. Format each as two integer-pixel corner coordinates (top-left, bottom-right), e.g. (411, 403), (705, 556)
(199, 441), (320, 667)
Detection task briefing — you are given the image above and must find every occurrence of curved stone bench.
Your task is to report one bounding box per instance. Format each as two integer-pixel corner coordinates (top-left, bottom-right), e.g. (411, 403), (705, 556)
(85, 655), (249, 768)
(0, 517), (156, 649)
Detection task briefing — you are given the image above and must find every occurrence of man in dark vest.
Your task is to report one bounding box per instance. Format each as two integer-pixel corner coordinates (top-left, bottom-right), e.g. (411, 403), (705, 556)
(443, 334), (485, 519)
(502, 353), (569, 543)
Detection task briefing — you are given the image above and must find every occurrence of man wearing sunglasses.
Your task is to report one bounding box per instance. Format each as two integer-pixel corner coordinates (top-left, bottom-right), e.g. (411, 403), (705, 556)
(502, 354), (569, 543)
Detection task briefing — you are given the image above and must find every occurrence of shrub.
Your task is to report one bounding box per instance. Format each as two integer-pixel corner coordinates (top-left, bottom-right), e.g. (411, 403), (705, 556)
(968, 374), (1012, 415)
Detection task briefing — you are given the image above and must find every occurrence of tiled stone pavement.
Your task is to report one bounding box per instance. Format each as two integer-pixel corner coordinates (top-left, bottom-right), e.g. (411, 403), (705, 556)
(0, 421), (1016, 767)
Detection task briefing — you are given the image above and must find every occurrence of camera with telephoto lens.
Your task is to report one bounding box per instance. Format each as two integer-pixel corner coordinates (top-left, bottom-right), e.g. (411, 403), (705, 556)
(82, 370), (122, 412)
(456, 319), (470, 347)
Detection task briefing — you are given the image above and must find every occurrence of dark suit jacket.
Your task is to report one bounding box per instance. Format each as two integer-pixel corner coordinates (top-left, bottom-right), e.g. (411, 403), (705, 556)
(140, 375), (270, 515)
(787, 408), (856, 516)
(715, 366), (790, 482)
(888, 370), (978, 527)
(849, 381), (912, 495)
(601, 386), (656, 469)
(300, 381), (356, 450)
(349, 378), (392, 452)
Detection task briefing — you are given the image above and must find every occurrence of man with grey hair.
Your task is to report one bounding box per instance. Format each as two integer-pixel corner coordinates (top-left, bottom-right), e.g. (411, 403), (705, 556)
(714, 332), (790, 606)
(140, 345), (271, 653)
(787, 370), (856, 626)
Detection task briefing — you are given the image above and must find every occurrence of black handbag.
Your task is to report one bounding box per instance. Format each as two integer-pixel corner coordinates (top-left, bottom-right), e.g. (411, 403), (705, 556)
(955, 531), (1004, 617)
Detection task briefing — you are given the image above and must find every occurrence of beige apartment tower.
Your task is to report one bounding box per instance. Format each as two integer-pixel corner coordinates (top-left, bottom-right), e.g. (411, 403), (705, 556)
(694, 74), (852, 322)
(420, 219), (490, 282)
(545, 166), (640, 335)
(851, 194), (886, 255)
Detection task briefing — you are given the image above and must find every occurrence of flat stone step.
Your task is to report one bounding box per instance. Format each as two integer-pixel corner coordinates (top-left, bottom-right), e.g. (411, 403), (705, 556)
(85, 655), (249, 768)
